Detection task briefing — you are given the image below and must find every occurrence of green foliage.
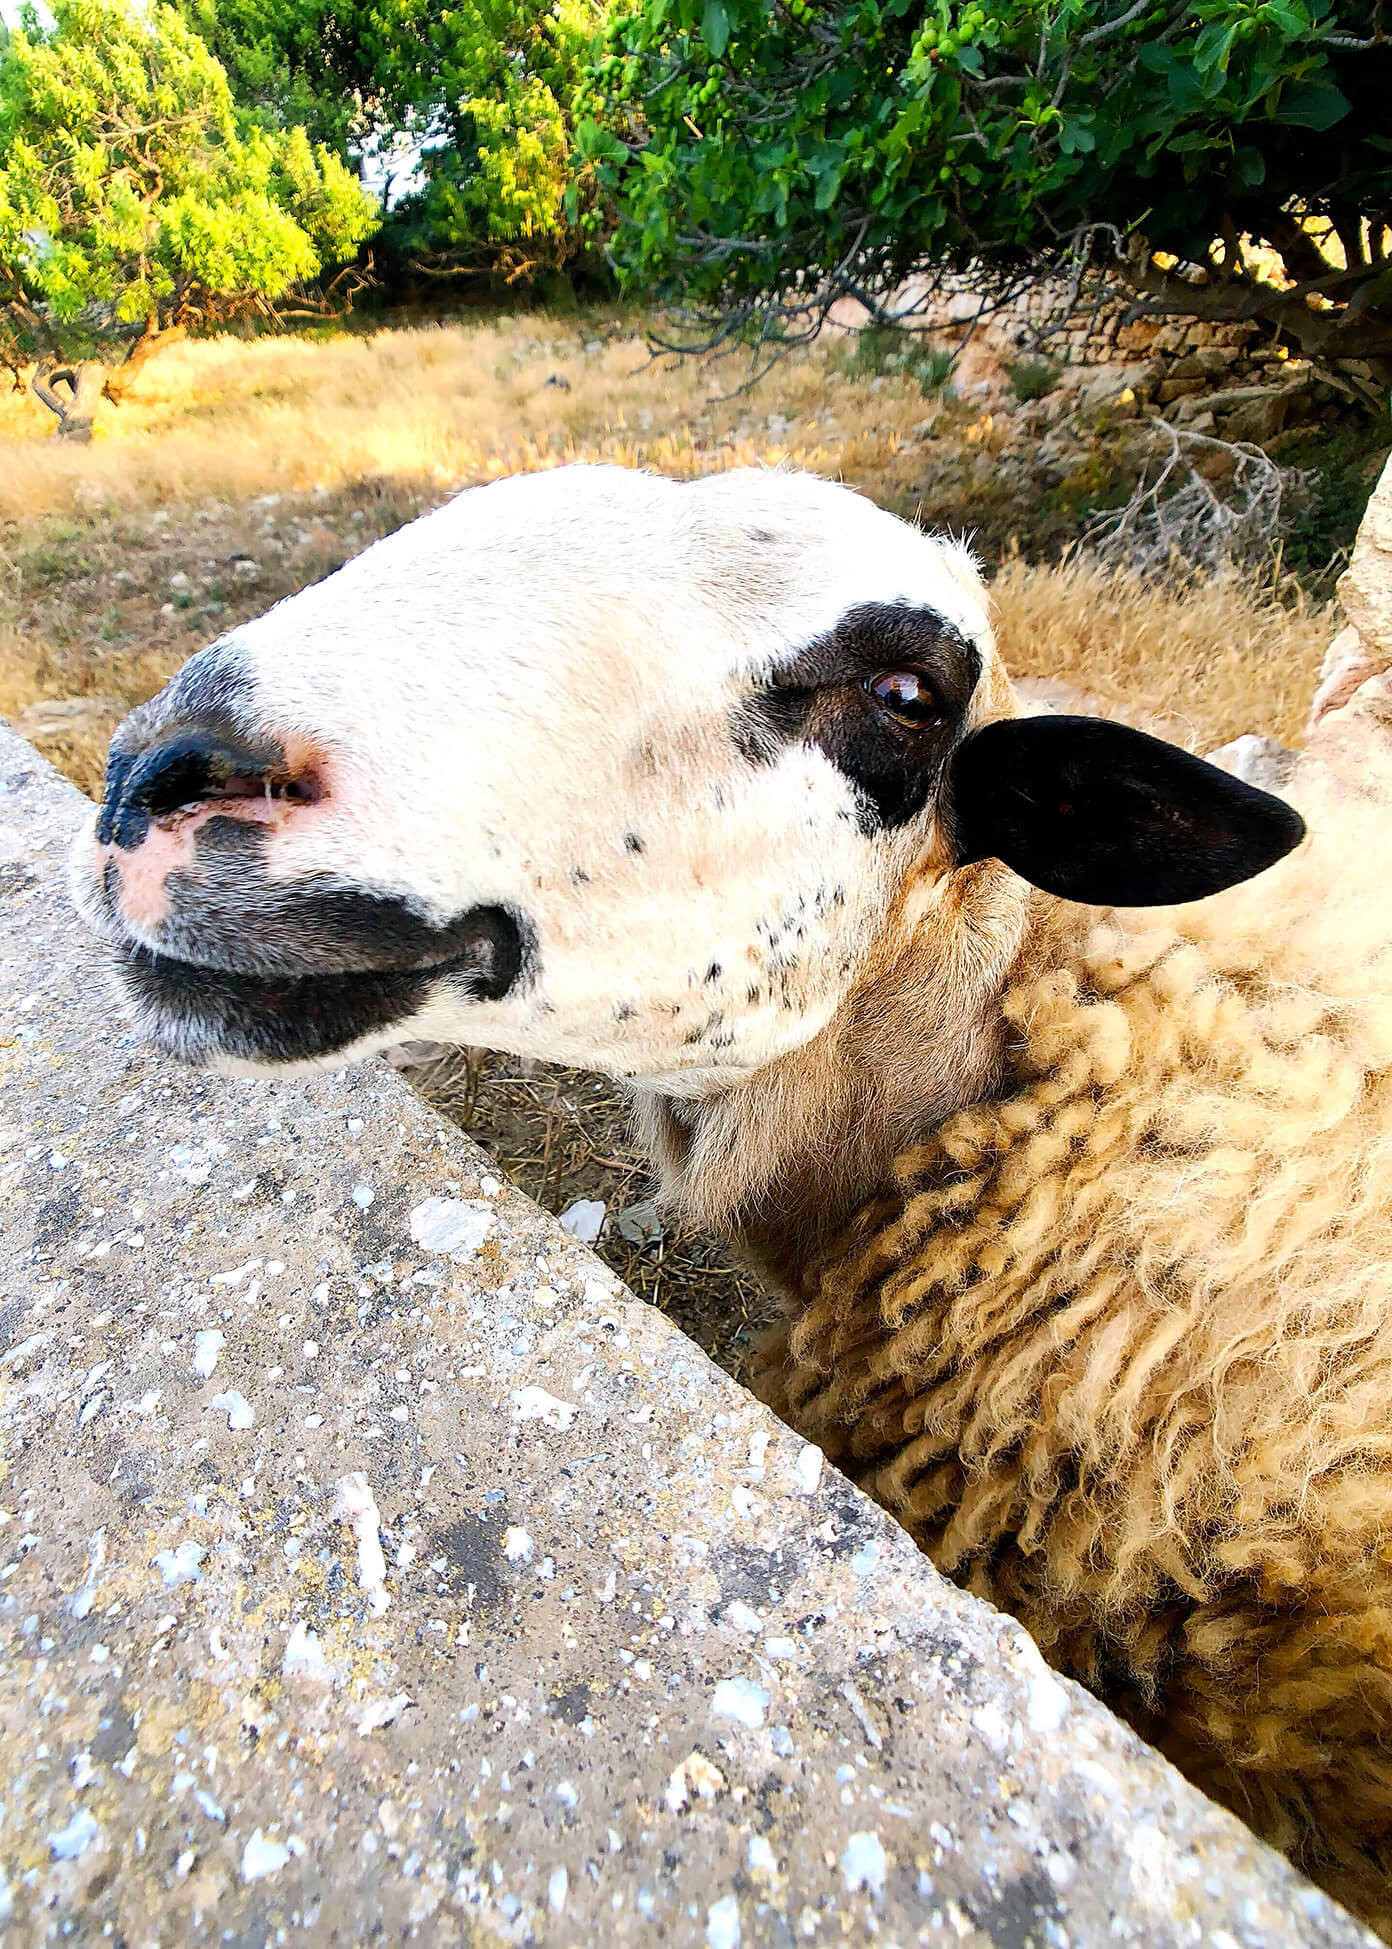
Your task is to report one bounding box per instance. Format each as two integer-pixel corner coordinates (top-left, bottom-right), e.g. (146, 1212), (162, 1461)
(911, 343), (956, 394)
(177, 0), (612, 283)
(833, 324), (908, 377)
(1007, 357), (1061, 402)
(1275, 422), (1392, 589)
(382, 0), (611, 279)
(175, 0), (364, 151)
(594, 0), (1391, 381)
(832, 323), (955, 392)
(0, 0), (379, 371)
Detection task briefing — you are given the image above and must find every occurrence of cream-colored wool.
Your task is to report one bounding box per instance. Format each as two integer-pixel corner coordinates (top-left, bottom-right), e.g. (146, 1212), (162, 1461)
(743, 677), (1392, 1930)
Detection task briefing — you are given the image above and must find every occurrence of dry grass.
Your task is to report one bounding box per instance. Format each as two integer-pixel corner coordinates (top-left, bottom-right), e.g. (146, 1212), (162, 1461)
(992, 552), (1330, 750)
(0, 305), (1337, 1369)
(0, 479), (435, 795)
(0, 310), (937, 521)
(0, 307), (968, 796)
(0, 308), (1333, 796)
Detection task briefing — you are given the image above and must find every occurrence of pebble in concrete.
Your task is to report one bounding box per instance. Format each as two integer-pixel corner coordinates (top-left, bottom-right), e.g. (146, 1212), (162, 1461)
(0, 722), (1377, 1947)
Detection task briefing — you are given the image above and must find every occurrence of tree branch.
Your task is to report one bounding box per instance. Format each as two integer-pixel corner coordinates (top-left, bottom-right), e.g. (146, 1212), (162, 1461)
(1079, 0), (1157, 50)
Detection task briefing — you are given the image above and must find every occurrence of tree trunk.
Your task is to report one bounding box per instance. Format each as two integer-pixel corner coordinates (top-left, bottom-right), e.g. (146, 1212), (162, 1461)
(104, 320), (184, 403)
(1119, 236), (1392, 415)
(31, 359), (107, 442)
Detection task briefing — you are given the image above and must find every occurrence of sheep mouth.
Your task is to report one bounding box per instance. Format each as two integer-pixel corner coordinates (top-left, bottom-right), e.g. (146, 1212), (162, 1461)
(105, 906), (529, 1068)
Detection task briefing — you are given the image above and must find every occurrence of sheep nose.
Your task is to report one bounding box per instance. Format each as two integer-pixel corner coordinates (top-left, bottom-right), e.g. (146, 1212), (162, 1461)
(96, 729), (318, 851)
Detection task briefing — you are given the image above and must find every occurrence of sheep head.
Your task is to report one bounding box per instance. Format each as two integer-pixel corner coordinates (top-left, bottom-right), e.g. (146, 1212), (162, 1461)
(70, 465), (1303, 1082)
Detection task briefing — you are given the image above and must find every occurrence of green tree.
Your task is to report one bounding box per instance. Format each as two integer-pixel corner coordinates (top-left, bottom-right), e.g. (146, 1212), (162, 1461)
(593, 0), (1392, 400)
(175, 0), (612, 287)
(382, 0), (611, 282)
(175, 0), (388, 153)
(0, 0), (380, 439)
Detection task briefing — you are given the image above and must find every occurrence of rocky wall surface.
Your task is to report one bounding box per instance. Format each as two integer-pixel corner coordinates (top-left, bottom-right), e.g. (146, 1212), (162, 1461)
(0, 723), (1377, 1948)
(847, 270), (1362, 447)
(1312, 452), (1392, 725)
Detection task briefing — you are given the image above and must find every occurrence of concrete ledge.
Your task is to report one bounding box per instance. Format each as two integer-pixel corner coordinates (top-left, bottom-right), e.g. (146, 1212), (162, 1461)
(0, 723), (1375, 1948)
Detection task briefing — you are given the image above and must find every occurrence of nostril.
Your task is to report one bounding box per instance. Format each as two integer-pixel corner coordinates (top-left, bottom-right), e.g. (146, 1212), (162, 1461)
(97, 731), (319, 850)
(212, 770), (322, 806)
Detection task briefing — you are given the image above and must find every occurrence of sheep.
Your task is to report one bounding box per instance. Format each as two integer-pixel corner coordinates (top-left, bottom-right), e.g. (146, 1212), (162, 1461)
(69, 462), (1392, 1933)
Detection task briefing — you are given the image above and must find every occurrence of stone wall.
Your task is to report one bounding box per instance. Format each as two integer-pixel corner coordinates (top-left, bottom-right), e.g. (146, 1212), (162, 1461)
(882, 270), (1364, 441)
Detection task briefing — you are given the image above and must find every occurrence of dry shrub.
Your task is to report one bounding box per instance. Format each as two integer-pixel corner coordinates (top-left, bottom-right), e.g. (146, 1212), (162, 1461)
(991, 553), (1331, 750)
(1084, 424), (1293, 580)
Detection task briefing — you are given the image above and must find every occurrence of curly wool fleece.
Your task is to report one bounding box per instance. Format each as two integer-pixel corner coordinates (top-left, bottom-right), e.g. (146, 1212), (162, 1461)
(757, 681), (1392, 1934)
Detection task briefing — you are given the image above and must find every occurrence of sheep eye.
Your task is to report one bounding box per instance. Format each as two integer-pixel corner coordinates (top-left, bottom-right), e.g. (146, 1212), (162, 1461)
(866, 670), (946, 731)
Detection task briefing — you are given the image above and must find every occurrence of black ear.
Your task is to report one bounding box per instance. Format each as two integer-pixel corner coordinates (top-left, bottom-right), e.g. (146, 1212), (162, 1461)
(943, 716), (1306, 906)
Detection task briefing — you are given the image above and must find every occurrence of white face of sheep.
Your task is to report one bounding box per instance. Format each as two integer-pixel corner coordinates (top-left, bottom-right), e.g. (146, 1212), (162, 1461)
(71, 465), (1303, 1086)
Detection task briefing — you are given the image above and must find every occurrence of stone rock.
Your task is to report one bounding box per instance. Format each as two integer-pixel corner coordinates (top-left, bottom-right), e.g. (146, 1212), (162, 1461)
(1337, 453), (1392, 664)
(1057, 362), (1155, 415)
(1311, 622), (1383, 730)
(1171, 349), (1232, 380)
(615, 1198), (664, 1248)
(0, 724), (1376, 1949)
(1310, 457), (1392, 731)
(1113, 320), (1165, 353)
(1206, 733), (1298, 794)
(1156, 377), (1207, 403)
(1172, 404), (1218, 435)
(1216, 391), (1291, 445)
(558, 1197), (606, 1242)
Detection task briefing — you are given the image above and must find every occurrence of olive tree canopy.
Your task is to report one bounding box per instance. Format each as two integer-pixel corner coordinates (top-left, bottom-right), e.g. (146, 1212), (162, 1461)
(590, 0), (1391, 403)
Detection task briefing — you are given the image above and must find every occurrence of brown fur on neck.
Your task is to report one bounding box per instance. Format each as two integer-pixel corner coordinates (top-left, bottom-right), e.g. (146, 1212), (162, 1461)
(633, 849), (1059, 1287)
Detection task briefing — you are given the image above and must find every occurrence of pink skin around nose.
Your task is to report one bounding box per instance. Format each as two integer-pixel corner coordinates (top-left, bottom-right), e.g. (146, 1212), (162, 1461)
(103, 777), (324, 938)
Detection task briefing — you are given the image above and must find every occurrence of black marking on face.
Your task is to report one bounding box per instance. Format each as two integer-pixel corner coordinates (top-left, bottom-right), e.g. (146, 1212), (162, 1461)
(152, 824), (534, 988)
(624, 832), (645, 854)
(733, 602), (980, 833)
(174, 641), (262, 736)
(99, 730), (290, 850)
(569, 866), (591, 886)
(112, 904), (532, 1066)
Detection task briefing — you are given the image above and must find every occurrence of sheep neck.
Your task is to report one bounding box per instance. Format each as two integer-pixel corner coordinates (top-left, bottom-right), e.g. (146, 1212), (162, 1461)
(638, 869), (1079, 1296)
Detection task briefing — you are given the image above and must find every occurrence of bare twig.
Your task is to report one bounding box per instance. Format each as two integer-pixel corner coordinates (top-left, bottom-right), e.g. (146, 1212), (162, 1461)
(1085, 421), (1304, 577)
